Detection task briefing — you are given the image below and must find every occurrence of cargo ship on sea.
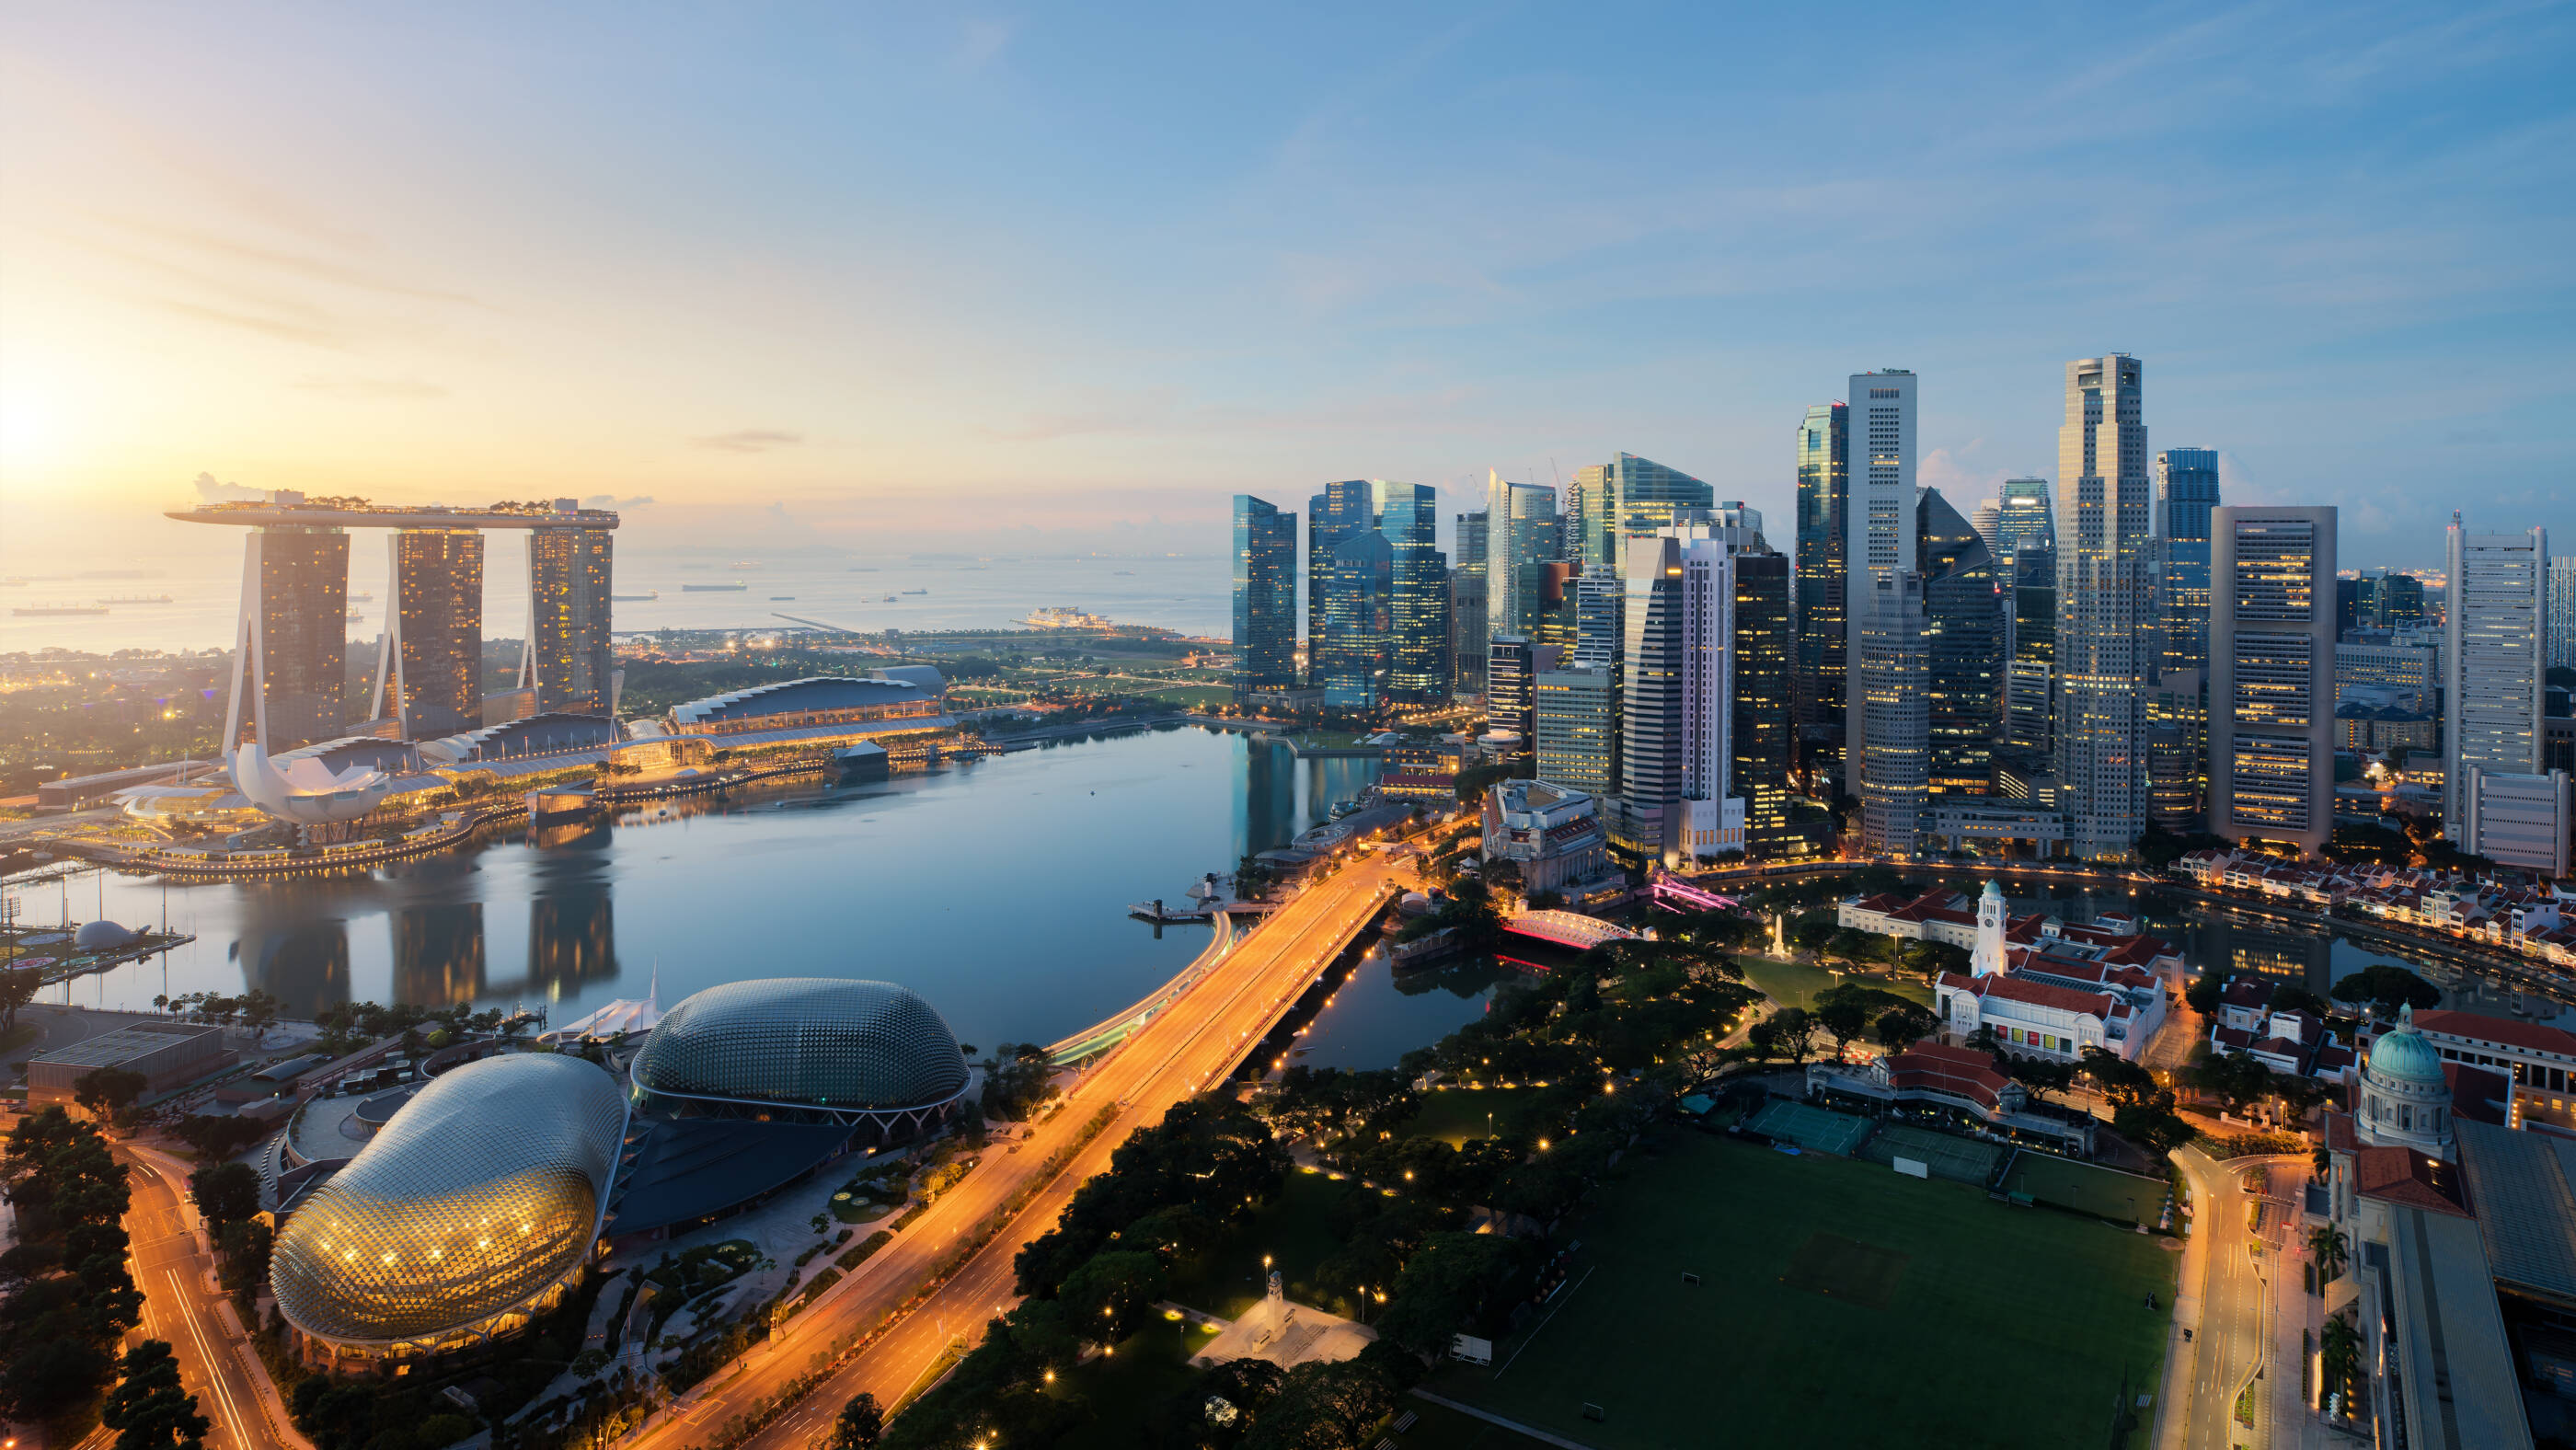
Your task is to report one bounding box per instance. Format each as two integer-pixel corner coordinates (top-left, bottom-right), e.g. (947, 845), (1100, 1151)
(683, 581), (749, 592)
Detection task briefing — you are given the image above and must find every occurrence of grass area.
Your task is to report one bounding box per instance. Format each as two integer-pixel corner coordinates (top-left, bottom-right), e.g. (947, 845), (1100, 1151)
(1857, 1122), (2007, 1186)
(1167, 1169), (1384, 1321)
(1397, 1087), (1550, 1146)
(1737, 954), (1935, 1009)
(1042, 1318), (1209, 1450)
(2004, 1153), (2170, 1226)
(1430, 1132), (2176, 1450)
(1396, 1398), (1566, 1449)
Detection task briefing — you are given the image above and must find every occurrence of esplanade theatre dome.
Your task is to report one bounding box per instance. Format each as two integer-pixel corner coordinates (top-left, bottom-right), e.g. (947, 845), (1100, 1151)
(270, 1053), (627, 1358)
(629, 978), (971, 1131)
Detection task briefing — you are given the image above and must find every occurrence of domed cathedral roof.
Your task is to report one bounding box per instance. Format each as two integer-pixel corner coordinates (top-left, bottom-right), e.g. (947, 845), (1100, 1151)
(2364, 1005), (2448, 1088)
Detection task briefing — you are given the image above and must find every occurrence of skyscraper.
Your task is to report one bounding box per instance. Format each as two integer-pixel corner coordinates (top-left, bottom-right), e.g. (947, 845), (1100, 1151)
(1230, 496), (1297, 697)
(523, 514), (615, 716)
(1317, 528), (1394, 712)
(2208, 506), (2338, 856)
(226, 524), (351, 751)
(2003, 541), (2058, 757)
(1844, 370), (1917, 786)
(1451, 509), (1489, 696)
(2550, 557), (2576, 672)
(1995, 478), (2053, 558)
(1485, 473), (1558, 649)
(1374, 481), (1447, 704)
(1918, 489), (2000, 798)
(1570, 570), (1623, 671)
(2054, 354), (2154, 863)
(1616, 529), (1743, 864)
(1582, 453), (1713, 574)
(1793, 402), (1849, 741)
(2157, 448), (2221, 681)
(1970, 500), (2004, 560)
(1534, 665), (1617, 797)
(373, 529), (483, 740)
(1731, 542), (1794, 854)
(1305, 480), (1374, 685)
(1857, 570), (1928, 857)
(1486, 636), (1535, 752)
(2444, 520), (2547, 837)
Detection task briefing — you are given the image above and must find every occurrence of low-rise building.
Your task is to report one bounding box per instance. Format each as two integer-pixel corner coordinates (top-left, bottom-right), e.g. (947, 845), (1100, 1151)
(1805, 1043), (2096, 1156)
(28, 1022), (232, 1106)
(1481, 778), (1609, 893)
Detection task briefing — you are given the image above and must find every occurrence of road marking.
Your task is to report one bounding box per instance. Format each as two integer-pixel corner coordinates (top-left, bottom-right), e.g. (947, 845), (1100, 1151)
(169, 1269), (254, 1450)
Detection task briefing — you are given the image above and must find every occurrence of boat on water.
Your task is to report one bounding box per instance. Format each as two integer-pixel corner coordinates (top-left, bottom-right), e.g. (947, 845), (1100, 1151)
(771, 595), (796, 601)
(882, 593), (898, 602)
(351, 592), (374, 602)
(97, 593), (176, 604)
(682, 582), (749, 592)
(730, 559), (759, 568)
(13, 605), (108, 616)
(902, 588), (928, 595)
(345, 610), (366, 621)
(612, 590), (660, 602)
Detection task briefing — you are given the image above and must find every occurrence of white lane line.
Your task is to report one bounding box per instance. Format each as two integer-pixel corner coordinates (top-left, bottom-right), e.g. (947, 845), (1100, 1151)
(169, 1270), (253, 1450)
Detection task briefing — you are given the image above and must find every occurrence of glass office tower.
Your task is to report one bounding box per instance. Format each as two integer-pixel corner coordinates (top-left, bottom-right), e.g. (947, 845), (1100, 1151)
(247, 525), (351, 750)
(375, 528), (484, 740)
(1318, 528), (1394, 711)
(1231, 496), (1298, 696)
(2158, 447), (2221, 680)
(1452, 509), (1489, 696)
(1305, 480), (1374, 686)
(524, 524), (614, 716)
(1374, 482), (1447, 705)
(1918, 489), (2000, 797)
(1793, 402), (1849, 738)
(1731, 548), (1795, 850)
(2004, 542), (2058, 756)
(1581, 453), (1713, 574)
(1485, 474), (1559, 647)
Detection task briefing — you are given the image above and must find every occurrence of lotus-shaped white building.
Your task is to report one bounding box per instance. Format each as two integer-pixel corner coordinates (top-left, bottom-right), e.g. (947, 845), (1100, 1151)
(231, 742), (397, 825)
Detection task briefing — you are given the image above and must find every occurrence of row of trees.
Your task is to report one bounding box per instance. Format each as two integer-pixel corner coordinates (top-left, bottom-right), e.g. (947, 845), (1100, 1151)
(0, 1106), (154, 1430)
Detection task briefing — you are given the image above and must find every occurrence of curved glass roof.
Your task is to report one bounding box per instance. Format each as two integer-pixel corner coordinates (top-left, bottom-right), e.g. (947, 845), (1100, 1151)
(632, 978), (968, 1111)
(270, 1053), (627, 1344)
(668, 676), (924, 726)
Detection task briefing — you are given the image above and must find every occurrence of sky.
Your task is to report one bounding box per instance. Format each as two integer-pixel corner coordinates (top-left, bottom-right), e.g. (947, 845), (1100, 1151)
(2, 1), (2571, 579)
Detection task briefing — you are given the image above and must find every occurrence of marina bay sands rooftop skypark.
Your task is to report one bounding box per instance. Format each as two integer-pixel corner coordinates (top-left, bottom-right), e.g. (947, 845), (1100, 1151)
(166, 494), (625, 530)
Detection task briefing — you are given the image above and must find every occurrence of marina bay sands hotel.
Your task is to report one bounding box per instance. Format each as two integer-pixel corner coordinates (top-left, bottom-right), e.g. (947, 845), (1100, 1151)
(171, 493), (619, 751)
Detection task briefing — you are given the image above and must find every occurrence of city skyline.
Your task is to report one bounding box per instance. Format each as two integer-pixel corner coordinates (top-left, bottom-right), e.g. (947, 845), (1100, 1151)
(5, 5), (2571, 576)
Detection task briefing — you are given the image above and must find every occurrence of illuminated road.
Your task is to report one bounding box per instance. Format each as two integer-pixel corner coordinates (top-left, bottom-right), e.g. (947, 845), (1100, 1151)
(120, 1143), (300, 1450)
(2166, 1147), (2304, 1450)
(622, 851), (1411, 1450)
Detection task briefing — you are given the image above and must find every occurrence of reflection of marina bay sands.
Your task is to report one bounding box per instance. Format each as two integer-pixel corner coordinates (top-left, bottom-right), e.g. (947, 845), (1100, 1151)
(169, 491), (620, 750)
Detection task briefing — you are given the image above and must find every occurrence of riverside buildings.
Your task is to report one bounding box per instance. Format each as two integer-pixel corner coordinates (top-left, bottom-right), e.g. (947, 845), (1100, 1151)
(2055, 354), (2155, 863)
(1230, 495), (1298, 697)
(2207, 505), (2339, 856)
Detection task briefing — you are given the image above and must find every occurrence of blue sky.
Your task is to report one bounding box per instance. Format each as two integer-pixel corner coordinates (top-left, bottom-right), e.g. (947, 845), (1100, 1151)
(2, 1), (2570, 569)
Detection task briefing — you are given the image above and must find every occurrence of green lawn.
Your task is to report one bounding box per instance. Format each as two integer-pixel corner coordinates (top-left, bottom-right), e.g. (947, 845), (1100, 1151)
(1737, 954), (1935, 1009)
(1398, 1087), (1551, 1146)
(2004, 1153), (2172, 1226)
(1041, 1317), (1208, 1450)
(1429, 1132), (2176, 1450)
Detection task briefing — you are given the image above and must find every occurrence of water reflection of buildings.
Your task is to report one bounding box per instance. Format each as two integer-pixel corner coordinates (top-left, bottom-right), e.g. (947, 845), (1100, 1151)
(1236, 740), (1296, 857)
(2179, 915), (2333, 993)
(391, 902), (487, 1006)
(525, 819), (618, 998)
(229, 892), (354, 1018)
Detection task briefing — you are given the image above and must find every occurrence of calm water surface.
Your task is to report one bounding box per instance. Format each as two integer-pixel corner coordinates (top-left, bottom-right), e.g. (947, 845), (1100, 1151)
(37, 729), (1388, 1053)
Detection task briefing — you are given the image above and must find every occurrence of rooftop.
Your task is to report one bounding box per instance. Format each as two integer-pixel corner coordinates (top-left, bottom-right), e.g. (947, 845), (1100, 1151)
(167, 500), (620, 530)
(30, 1022), (224, 1069)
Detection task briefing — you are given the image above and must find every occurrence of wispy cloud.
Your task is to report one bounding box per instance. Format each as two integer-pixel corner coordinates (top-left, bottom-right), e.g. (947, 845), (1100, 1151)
(692, 429), (805, 454)
(583, 494), (654, 509)
(192, 471), (262, 502)
(91, 213), (483, 307)
(293, 374), (448, 400)
(953, 18), (1017, 73)
(149, 297), (349, 349)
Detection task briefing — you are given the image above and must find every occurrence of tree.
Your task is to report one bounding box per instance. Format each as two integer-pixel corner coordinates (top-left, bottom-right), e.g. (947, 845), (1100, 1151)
(1241, 1358), (1397, 1450)
(1812, 987), (1875, 1061)
(2320, 1311), (2363, 1403)
(1875, 1006), (1937, 1054)
(2308, 1225), (2348, 1285)
(73, 1066), (149, 1125)
(2330, 964), (2439, 1019)
(1060, 1249), (1166, 1341)
(101, 1341), (210, 1450)
(0, 963), (38, 1037)
(2006, 1056), (2078, 1106)
(830, 1392), (883, 1450)
(2268, 983), (2330, 1018)
(1373, 1232), (1524, 1360)
(188, 1161), (262, 1228)
(2186, 1051), (2274, 1119)
(2184, 972), (2226, 1016)
(1748, 1007), (1814, 1064)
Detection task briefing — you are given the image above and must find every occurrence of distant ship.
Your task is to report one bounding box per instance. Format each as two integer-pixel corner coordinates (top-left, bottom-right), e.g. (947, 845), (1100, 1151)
(612, 590), (660, 602)
(771, 595), (796, 601)
(0, 578), (27, 587)
(882, 593), (897, 602)
(96, 594), (175, 604)
(902, 589), (928, 595)
(683, 582), (749, 593)
(13, 604), (108, 616)
(346, 610), (367, 621)
(730, 559), (759, 568)
(351, 592), (374, 602)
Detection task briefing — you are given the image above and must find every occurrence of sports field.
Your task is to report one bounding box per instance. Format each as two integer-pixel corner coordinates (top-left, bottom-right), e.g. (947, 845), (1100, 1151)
(2005, 1152), (2170, 1225)
(1744, 1098), (1874, 1155)
(1859, 1122), (2006, 1185)
(1430, 1131), (2176, 1450)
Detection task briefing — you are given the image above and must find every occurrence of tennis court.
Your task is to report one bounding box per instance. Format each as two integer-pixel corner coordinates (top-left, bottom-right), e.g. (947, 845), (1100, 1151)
(2004, 1153), (2168, 1224)
(1860, 1123), (2006, 1186)
(1744, 1099), (1875, 1156)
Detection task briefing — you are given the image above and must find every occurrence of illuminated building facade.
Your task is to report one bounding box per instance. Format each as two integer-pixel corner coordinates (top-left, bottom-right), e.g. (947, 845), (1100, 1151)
(226, 525), (351, 751)
(2055, 354), (2154, 863)
(1794, 402), (1849, 742)
(1305, 480), (1373, 685)
(1857, 570), (1929, 857)
(1318, 527), (1394, 711)
(374, 529), (484, 740)
(2445, 520), (2547, 840)
(1534, 665), (1617, 798)
(1731, 547), (1795, 852)
(1918, 489), (2000, 798)
(2209, 505), (2338, 855)
(2157, 447), (2221, 679)
(1376, 481), (1449, 705)
(523, 518), (614, 716)
(1230, 495), (1298, 696)
(1451, 509), (1489, 696)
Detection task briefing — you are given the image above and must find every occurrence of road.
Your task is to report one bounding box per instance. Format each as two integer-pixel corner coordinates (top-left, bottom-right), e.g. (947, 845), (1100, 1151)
(2164, 1148), (2306, 1450)
(621, 850), (1411, 1450)
(120, 1142), (302, 1450)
